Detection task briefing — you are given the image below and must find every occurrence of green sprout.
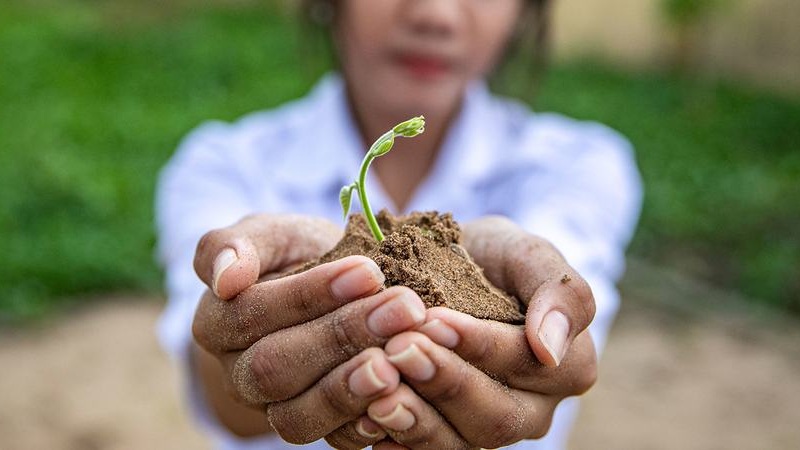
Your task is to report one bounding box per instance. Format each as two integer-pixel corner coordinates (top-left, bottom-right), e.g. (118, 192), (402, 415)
(340, 116), (426, 242)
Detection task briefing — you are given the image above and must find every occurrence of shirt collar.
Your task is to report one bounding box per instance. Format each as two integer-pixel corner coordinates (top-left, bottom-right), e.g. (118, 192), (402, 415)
(270, 74), (363, 195)
(274, 74), (528, 196)
(421, 79), (534, 196)
(433, 80), (499, 187)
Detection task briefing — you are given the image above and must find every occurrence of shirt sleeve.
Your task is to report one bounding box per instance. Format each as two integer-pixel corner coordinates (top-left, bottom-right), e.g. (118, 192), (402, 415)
(154, 121), (269, 447)
(155, 121), (257, 362)
(508, 119), (643, 354)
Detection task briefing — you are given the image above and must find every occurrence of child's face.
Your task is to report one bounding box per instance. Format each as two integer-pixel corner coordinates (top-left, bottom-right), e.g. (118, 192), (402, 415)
(335, 0), (523, 119)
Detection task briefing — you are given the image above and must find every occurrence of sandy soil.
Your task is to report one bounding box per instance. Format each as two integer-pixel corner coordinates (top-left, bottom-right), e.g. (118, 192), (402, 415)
(1, 261), (799, 450)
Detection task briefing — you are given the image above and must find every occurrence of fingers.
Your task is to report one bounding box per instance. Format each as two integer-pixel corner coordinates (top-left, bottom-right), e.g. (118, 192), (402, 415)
(325, 417), (387, 450)
(461, 217), (596, 367)
(367, 384), (471, 449)
(227, 286), (426, 404)
(194, 214), (342, 299)
(383, 332), (559, 448)
(327, 384), (473, 450)
(420, 307), (597, 396)
(266, 348), (398, 445)
(193, 255), (385, 353)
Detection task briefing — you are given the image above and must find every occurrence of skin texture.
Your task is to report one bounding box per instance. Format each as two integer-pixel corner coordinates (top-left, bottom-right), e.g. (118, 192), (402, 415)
(188, 0), (599, 447)
(192, 216), (597, 447)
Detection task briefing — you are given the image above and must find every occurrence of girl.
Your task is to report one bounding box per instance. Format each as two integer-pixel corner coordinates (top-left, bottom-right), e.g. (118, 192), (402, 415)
(157, 1), (642, 448)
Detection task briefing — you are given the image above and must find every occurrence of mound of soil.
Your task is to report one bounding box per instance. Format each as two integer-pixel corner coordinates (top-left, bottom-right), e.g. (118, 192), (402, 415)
(300, 210), (524, 323)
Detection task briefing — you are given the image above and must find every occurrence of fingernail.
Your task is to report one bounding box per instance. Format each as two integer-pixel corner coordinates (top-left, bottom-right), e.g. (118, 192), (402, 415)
(538, 310), (570, 366)
(367, 291), (426, 337)
(369, 403), (415, 432)
(330, 259), (385, 300)
(348, 360), (388, 397)
(355, 417), (385, 440)
(417, 319), (460, 349)
(387, 343), (435, 381)
(212, 248), (238, 296)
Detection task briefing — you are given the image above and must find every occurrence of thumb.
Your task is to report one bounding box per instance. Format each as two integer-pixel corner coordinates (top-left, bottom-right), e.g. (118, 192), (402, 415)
(206, 239), (260, 301)
(525, 274), (595, 367)
(194, 214), (342, 300)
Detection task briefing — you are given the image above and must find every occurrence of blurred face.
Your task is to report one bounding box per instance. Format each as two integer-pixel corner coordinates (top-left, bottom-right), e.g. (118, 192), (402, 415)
(334, 0), (523, 119)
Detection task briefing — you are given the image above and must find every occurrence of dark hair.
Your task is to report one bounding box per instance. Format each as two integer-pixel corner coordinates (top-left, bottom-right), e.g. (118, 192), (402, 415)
(497, 0), (552, 99)
(296, 0), (552, 100)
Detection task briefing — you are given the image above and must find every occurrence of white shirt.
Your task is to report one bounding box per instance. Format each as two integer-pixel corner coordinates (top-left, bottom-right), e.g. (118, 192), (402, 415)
(156, 74), (642, 450)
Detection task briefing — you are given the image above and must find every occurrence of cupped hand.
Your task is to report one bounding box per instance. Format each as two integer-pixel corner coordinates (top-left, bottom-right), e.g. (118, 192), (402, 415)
(191, 214), (428, 444)
(327, 216), (598, 449)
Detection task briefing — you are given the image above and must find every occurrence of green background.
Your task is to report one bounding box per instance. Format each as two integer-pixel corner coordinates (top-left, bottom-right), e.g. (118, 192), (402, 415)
(2, 0), (798, 322)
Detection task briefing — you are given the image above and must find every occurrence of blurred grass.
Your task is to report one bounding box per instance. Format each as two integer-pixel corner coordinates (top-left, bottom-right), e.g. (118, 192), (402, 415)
(534, 65), (800, 312)
(1, 0), (798, 322)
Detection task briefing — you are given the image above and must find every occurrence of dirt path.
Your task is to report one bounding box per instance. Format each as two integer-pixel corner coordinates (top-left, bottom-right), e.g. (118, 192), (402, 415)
(0, 297), (208, 450)
(1, 262), (799, 449)
(570, 262), (800, 449)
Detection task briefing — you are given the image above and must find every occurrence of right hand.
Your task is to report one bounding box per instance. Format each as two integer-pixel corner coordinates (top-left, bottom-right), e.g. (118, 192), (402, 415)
(191, 214), (427, 444)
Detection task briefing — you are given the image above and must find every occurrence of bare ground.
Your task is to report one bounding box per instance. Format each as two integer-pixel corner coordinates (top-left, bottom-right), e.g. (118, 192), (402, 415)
(1, 260), (799, 450)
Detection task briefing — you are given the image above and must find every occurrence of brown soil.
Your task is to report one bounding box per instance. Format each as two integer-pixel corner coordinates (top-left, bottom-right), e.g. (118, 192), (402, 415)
(298, 210), (524, 323)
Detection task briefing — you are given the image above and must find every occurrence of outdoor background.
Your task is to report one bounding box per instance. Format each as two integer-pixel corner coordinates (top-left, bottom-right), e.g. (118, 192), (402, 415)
(1, 0), (798, 448)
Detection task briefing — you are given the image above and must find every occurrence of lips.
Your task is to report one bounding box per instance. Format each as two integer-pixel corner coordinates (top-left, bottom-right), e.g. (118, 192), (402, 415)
(394, 52), (453, 80)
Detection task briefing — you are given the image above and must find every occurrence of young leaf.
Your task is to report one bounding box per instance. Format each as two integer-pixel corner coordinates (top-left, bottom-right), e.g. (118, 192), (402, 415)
(392, 115), (425, 137)
(369, 131), (395, 157)
(340, 183), (357, 219)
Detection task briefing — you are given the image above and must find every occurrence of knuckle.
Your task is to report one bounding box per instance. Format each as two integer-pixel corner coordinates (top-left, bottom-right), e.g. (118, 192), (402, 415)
(220, 295), (259, 349)
(191, 317), (209, 350)
(324, 431), (361, 450)
(332, 308), (370, 357)
(522, 234), (558, 258)
(425, 365), (467, 404)
(528, 406), (556, 440)
(478, 406), (525, 448)
(191, 312), (209, 346)
(395, 420), (462, 450)
(325, 421), (380, 450)
(266, 403), (315, 445)
(465, 327), (494, 365)
(194, 291), (258, 353)
(228, 297), (251, 331)
(192, 291), (218, 350)
(507, 348), (541, 384)
(506, 235), (561, 285)
(290, 274), (323, 317)
(247, 346), (291, 402)
(507, 236), (536, 264)
(529, 421), (552, 440)
(319, 371), (357, 418)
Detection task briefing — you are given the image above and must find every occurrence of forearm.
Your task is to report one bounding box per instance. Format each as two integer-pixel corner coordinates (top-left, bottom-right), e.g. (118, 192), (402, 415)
(191, 341), (275, 438)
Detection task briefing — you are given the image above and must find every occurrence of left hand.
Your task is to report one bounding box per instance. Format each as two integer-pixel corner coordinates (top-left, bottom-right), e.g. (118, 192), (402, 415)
(323, 216), (598, 449)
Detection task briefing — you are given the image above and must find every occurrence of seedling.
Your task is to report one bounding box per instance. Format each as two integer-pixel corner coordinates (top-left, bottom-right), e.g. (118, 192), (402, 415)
(340, 116), (426, 242)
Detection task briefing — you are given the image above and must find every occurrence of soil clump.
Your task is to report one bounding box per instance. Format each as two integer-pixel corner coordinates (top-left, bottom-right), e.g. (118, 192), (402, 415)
(299, 210), (524, 323)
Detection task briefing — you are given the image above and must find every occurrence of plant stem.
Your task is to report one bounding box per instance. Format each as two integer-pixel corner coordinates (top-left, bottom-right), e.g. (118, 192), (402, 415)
(339, 116), (424, 242)
(357, 134), (390, 242)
